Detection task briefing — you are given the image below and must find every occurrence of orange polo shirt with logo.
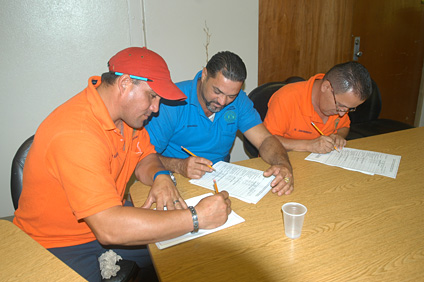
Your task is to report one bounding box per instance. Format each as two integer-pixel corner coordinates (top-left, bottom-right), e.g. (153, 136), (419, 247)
(14, 76), (156, 249)
(263, 74), (350, 139)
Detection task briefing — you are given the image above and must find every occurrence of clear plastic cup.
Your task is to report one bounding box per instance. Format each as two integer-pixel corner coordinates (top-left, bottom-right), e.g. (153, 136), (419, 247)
(282, 202), (307, 239)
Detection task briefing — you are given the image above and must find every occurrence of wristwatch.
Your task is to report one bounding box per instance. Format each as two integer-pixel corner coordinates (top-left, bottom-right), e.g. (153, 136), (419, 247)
(169, 171), (177, 186)
(153, 170), (177, 186)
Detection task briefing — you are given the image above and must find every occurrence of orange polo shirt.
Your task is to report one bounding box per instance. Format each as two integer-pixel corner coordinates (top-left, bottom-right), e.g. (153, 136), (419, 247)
(14, 76), (156, 249)
(263, 74), (350, 139)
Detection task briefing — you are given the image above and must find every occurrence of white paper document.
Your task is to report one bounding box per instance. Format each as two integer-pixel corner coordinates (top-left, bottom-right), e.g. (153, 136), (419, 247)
(155, 193), (245, 250)
(189, 161), (275, 204)
(305, 147), (401, 178)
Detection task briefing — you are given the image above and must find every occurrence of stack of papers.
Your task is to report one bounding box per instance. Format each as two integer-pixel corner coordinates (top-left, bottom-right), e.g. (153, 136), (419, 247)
(189, 161), (275, 204)
(155, 193), (244, 249)
(305, 147), (401, 178)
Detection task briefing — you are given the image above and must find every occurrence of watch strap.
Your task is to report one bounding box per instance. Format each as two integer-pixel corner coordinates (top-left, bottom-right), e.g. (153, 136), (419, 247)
(153, 170), (171, 181)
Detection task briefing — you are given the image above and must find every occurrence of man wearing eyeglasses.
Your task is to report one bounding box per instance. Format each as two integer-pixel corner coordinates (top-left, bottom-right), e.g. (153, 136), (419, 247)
(263, 61), (372, 154)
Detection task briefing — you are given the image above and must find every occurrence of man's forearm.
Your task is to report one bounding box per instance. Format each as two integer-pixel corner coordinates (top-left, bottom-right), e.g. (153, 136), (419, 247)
(158, 155), (185, 175)
(134, 153), (167, 185)
(258, 135), (292, 168)
(85, 206), (194, 246)
(274, 135), (316, 152)
(135, 154), (185, 184)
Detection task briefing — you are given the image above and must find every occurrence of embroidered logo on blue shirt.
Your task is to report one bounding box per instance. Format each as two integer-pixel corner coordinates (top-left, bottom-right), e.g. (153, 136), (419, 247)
(224, 110), (236, 123)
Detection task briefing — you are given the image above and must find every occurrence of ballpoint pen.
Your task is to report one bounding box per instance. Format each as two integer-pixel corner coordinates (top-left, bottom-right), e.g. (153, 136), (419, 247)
(311, 122), (340, 152)
(181, 146), (216, 171)
(213, 179), (219, 194)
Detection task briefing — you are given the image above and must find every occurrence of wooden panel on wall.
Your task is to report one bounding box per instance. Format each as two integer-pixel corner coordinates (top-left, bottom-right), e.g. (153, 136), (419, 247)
(258, 0), (354, 85)
(351, 0), (424, 125)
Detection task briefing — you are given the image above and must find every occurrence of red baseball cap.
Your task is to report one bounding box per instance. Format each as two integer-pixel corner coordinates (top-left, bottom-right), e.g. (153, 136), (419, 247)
(108, 47), (186, 101)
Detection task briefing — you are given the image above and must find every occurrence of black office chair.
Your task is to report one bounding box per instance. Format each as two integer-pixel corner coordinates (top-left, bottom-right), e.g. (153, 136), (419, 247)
(243, 76), (306, 157)
(11, 135), (141, 282)
(243, 82), (286, 157)
(282, 76), (305, 84)
(11, 135), (34, 210)
(346, 79), (414, 140)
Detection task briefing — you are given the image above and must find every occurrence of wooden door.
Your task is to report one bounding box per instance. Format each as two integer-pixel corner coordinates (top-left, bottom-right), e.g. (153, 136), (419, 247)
(351, 0), (424, 125)
(259, 0), (424, 125)
(258, 0), (354, 83)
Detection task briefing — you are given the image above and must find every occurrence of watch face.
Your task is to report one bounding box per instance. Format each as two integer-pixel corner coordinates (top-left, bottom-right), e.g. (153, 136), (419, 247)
(169, 172), (177, 186)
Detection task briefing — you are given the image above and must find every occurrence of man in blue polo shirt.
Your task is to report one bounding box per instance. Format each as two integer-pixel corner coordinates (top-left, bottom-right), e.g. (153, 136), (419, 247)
(145, 51), (294, 196)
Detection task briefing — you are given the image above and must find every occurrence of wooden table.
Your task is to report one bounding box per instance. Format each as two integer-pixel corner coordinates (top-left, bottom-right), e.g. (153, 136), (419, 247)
(130, 127), (424, 281)
(0, 220), (86, 281)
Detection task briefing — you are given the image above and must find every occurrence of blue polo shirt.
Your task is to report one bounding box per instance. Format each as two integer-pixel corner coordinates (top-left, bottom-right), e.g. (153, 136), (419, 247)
(145, 70), (262, 164)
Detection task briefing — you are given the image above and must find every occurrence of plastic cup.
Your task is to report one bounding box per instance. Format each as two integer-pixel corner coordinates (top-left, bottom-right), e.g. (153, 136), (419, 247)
(282, 202), (307, 239)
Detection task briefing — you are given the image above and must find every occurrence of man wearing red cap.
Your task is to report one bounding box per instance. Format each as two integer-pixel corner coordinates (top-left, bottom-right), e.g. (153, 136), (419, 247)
(14, 47), (232, 281)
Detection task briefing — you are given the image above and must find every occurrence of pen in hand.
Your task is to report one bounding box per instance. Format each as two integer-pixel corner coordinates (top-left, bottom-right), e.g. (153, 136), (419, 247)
(181, 146), (216, 171)
(311, 122), (340, 152)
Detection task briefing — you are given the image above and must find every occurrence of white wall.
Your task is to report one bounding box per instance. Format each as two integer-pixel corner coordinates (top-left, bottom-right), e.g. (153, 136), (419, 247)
(0, 0), (257, 217)
(143, 0), (258, 163)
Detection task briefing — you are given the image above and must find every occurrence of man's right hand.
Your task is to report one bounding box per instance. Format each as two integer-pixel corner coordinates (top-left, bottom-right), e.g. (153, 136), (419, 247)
(181, 156), (214, 179)
(195, 191), (231, 229)
(308, 136), (336, 153)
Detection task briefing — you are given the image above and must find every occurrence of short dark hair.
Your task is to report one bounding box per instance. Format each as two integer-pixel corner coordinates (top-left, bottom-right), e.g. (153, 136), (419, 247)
(323, 61), (372, 101)
(206, 51), (247, 82)
(101, 71), (141, 86)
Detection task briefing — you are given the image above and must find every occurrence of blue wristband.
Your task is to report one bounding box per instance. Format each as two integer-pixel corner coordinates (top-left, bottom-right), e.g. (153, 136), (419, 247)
(153, 170), (171, 181)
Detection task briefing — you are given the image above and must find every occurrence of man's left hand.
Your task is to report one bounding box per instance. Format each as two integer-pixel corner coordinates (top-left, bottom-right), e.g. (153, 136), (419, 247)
(263, 165), (294, 196)
(141, 175), (187, 210)
(330, 133), (347, 151)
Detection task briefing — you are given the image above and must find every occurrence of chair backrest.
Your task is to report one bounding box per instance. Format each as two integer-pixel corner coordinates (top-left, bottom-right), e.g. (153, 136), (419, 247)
(348, 79), (382, 124)
(11, 135), (34, 210)
(248, 82), (287, 121)
(242, 82), (286, 157)
(283, 76), (306, 84)
(243, 77), (306, 157)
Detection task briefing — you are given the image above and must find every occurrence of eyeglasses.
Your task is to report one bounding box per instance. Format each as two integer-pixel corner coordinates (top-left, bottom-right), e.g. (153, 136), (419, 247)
(328, 80), (356, 113)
